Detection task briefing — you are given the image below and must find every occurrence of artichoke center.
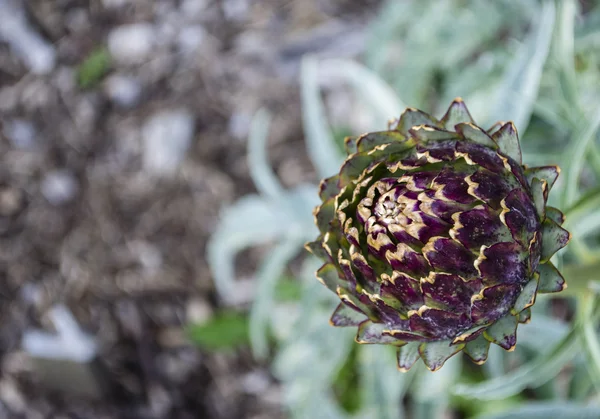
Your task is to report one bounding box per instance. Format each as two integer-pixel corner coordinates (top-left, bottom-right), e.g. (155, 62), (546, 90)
(374, 191), (406, 226)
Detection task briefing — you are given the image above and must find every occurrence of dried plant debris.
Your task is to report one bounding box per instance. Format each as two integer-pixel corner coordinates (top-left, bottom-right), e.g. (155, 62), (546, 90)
(0, 0), (376, 417)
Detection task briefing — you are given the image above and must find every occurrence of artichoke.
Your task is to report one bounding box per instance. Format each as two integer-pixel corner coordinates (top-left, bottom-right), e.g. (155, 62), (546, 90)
(306, 99), (570, 372)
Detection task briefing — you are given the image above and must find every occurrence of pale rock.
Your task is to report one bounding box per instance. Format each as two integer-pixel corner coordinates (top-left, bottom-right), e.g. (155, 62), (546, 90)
(223, 0), (249, 21)
(0, 0), (56, 74)
(108, 23), (155, 65)
(180, 0), (209, 17)
(104, 74), (142, 108)
(41, 170), (79, 206)
(2, 119), (36, 149)
(142, 109), (195, 176)
(101, 0), (129, 9)
(178, 25), (206, 54)
(186, 298), (213, 324)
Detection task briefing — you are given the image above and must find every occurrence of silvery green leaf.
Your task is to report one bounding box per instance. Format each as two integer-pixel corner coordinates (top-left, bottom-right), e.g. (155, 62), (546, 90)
(319, 58), (405, 128)
(301, 56), (344, 178)
(578, 296), (600, 393)
(566, 188), (600, 243)
(517, 315), (569, 352)
(410, 355), (460, 419)
(487, 0), (555, 133)
(483, 344), (506, 379)
(358, 345), (410, 419)
(207, 195), (291, 299)
(249, 238), (302, 359)
(248, 108), (283, 199)
(562, 109), (600, 207)
(207, 185), (318, 302)
(413, 353), (461, 402)
(474, 402), (600, 419)
(453, 328), (579, 400)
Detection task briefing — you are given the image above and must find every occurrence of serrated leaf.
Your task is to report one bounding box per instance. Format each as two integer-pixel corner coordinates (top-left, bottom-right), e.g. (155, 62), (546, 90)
(397, 342), (420, 372)
(512, 278), (538, 313)
(537, 262), (567, 293)
(419, 340), (463, 372)
(545, 206), (565, 225)
(492, 122), (522, 163)
(455, 123), (497, 148)
(440, 98), (475, 130)
(409, 125), (457, 142)
(397, 109), (439, 136)
(524, 166), (559, 190)
(484, 315), (518, 351)
(465, 335), (490, 365)
(530, 178), (547, 219)
(540, 218), (571, 262)
(330, 303), (366, 327)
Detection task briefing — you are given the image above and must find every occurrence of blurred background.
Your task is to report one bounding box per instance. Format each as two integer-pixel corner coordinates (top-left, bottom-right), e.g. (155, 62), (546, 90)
(2, 0), (600, 418)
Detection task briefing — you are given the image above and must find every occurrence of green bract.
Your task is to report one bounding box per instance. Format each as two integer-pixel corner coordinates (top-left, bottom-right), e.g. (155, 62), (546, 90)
(306, 99), (571, 372)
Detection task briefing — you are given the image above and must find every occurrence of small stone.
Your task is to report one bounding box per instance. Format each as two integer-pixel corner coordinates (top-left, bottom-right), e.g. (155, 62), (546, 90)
(104, 74), (142, 108)
(177, 25), (206, 54)
(101, 0), (128, 8)
(128, 240), (162, 271)
(64, 8), (89, 33)
(148, 383), (172, 417)
(0, 86), (18, 113)
(223, 0), (249, 21)
(186, 298), (212, 324)
(0, 378), (25, 414)
(0, 0), (56, 74)
(156, 349), (199, 383)
(228, 111), (252, 140)
(180, 0), (209, 16)
(108, 23), (155, 65)
(240, 370), (271, 395)
(142, 109), (195, 176)
(0, 187), (24, 217)
(1, 351), (31, 375)
(2, 119), (36, 149)
(53, 66), (77, 94)
(20, 79), (54, 110)
(115, 301), (143, 339)
(156, 328), (187, 348)
(20, 283), (42, 306)
(40, 170), (79, 206)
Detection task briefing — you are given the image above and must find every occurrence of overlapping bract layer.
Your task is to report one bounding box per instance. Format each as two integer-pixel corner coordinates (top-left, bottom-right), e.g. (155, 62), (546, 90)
(306, 99), (570, 371)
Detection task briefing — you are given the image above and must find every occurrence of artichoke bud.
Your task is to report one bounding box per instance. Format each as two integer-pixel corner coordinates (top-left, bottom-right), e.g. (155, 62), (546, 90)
(306, 99), (570, 372)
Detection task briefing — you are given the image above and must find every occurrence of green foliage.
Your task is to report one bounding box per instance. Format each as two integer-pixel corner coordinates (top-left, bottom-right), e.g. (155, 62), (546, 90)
(187, 311), (249, 351)
(206, 0), (600, 417)
(333, 346), (362, 414)
(76, 47), (111, 89)
(274, 276), (303, 302)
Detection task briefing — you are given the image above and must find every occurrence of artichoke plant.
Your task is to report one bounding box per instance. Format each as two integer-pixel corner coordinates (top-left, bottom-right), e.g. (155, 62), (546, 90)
(306, 99), (571, 372)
